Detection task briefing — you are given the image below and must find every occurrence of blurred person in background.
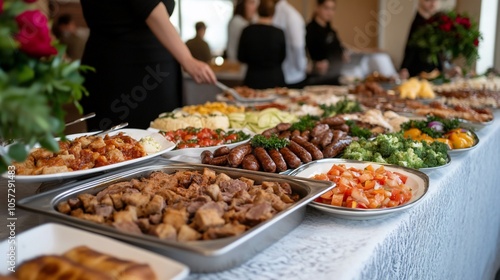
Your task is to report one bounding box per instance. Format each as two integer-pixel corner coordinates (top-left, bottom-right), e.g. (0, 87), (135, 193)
(400, 0), (441, 78)
(226, 0), (259, 61)
(273, 0), (307, 88)
(52, 14), (88, 61)
(80, 0), (216, 131)
(306, 0), (344, 85)
(186, 21), (212, 63)
(238, 0), (286, 89)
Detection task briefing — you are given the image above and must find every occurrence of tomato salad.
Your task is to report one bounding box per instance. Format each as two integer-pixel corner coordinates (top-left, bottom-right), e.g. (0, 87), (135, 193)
(162, 127), (251, 149)
(313, 164), (412, 209)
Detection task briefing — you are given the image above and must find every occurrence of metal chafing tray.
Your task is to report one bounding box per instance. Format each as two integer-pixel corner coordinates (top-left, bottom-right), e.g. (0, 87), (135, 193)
(18, 158), (334, 272)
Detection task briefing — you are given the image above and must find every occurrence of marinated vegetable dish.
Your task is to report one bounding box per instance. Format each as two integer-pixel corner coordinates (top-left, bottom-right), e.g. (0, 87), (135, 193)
(162, 127), (250, 149)
(312, 164), (412, 209)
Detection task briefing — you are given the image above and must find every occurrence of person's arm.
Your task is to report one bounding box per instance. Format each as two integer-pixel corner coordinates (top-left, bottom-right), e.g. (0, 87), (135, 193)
(146, 3), (216, 84)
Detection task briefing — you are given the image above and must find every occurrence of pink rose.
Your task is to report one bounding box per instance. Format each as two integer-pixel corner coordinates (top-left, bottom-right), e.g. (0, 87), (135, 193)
(24, 0), (38, 3)
(474, 38), (479, 47)
(15, 10), (57, 58)
(0, 0), (4, 14)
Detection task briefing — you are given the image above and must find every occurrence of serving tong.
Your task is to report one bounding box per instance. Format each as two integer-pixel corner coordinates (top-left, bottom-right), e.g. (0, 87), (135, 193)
(215, 81), (277, 103)
(64, 112), (96, 127)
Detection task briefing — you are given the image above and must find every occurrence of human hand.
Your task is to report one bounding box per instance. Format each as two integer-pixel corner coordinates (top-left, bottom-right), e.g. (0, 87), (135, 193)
(315, 60), (329, 75)
(182, 57), (217, 84)
(399, 68), (410, 80)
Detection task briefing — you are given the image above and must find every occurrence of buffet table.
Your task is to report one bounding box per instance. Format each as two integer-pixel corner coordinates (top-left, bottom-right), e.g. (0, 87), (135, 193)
(1, 111), (499, 280)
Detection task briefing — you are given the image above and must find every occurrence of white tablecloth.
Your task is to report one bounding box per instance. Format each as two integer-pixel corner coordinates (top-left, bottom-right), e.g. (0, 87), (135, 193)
(1, 112), (499, 280)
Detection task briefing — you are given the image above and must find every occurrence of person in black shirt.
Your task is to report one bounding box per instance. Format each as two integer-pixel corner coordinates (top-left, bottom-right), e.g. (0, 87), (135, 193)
(306, 0), (344, 85)
(400, 0), (442, 78)
(80, 0), (216, 130)
(238, 0), (286, 89)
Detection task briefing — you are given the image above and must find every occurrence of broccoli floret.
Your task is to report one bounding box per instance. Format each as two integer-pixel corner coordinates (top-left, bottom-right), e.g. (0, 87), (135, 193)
(372, 152), (387, 163)
(387, 148), (424, 168)
(376, 133), (404, 157)
(342, 144), (373, 161)
(421, 144), (448, 167)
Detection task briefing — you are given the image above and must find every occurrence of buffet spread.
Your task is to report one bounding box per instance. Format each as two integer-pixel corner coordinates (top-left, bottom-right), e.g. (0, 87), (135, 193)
(1, 75), (500, 279)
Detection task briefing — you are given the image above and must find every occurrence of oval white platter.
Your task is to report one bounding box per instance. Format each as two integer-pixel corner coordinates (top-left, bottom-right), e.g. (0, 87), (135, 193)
(289, 158), (430, 220)
(3, 128), (175, 183)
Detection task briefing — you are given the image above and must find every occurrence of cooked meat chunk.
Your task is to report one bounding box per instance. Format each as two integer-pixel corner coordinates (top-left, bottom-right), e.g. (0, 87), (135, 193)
(149, 224), (176, 240)
(194, 208), (225, 231)
(113, 221), (142, 235)
(113, 206), (138, 223)
(177, 225), (202, 242)
(245, 203), (274, 224)
(121, 192), (150, 208)
(162, 208), (188, 230)
(78, 194), (98, 214)
(57, 201), (71, 214)
(203, 222), (247, 240)
(94, 205), (114, 218)
(219, 179), (247, 194)
(203, 184), (221, 201)
(57, 168), (300, 242)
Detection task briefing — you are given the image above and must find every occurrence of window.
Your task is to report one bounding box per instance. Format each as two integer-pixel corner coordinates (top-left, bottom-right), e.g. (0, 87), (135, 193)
(170, 0), (234, 56)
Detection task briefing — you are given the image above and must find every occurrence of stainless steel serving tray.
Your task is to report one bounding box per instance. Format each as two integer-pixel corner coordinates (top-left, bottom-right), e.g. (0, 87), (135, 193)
(17, 158), (334, 272)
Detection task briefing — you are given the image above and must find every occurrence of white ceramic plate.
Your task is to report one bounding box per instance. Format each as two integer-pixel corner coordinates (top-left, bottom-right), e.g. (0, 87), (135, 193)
(4, 129), (176, 182)
(0, 223), (189, 279)
(156, 128), (253, 161)
(289, 158), (429, 220)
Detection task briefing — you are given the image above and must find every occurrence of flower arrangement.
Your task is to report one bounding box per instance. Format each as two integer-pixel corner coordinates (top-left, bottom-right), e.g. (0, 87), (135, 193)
(0, 0), (91, 172)
(409, 11), (482, 69)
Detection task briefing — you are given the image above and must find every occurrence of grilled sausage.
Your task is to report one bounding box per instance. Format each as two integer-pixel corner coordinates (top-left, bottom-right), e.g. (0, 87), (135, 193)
(213, 146), (230, 157)
(201, 150), (213, 164)
(323, 137), (353, 158)
(276, 123), (292, 132)
(291, 130), (301, 137)
(321, 116), (344, 126)
(319, 130), (334, 148)
(210, 155), (228, 166)
(311, 123), (330, 137)
(287, 140), (312, 163)
(291, 136), (323, 160)
(242, 154), (260, 171)
(268, 149), (288, 172)
(227, 144), (252, 167)
(262, 127), (279, 137)
(310, 136), (322, 146)
(279, 147), (301, 169)
(253, 147), (276, 173)
(300, 130), (311, 140)
(332, 130), (347, 143)
(279, 130), (291, 139)
(337, 123), (350, 132)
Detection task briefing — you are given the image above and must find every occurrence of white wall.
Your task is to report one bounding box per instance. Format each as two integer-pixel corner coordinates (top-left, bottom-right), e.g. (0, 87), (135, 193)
(476, 0), (498, 73)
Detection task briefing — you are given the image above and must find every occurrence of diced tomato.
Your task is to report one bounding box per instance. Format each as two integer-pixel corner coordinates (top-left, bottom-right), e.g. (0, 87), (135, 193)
(330, 194), (344, 206)
(183, 134), (197, 141)
(225, 134), (238, 142)
(394, 172), (408, 184)
(311, 164), (413, 210)
(197, 131), (212, 139)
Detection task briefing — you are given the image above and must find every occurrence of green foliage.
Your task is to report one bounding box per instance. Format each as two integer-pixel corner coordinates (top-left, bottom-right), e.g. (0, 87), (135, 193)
(250, 134), (289, 150)
(0, 1), (93, 173)
(409, 11), (482, 70)
(319, 98), (363, 117)
(290, 115), (320, 132)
